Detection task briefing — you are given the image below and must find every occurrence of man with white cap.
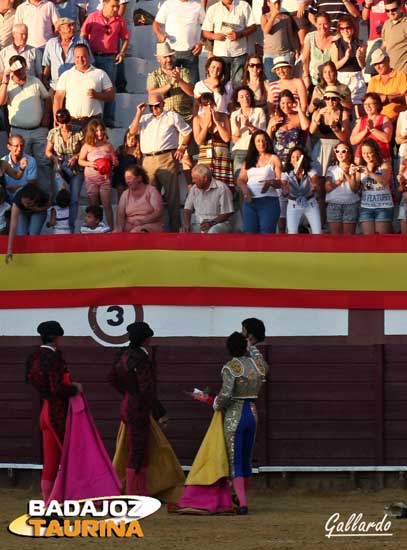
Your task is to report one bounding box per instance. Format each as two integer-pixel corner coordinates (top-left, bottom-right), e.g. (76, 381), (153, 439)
(367, 48), (407, 121)
(202, 0), (257, 88)
(42, 17), (93, 91)
(146, 41), (194, 123)
(153, 0), (205, 85)
(0, 23), (42, 80)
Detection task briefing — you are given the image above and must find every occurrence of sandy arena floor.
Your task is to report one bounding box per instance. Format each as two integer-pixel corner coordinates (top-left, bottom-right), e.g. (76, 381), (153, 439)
(1, 487), (407, 549)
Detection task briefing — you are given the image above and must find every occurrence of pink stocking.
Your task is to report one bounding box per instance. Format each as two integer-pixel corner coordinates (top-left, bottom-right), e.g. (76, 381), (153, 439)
(232, 476), (247, 508)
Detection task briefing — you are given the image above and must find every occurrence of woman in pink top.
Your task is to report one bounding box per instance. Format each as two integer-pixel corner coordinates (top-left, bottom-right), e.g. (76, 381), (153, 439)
(79, 119), (117, 230)
(115, 165), (164, 233)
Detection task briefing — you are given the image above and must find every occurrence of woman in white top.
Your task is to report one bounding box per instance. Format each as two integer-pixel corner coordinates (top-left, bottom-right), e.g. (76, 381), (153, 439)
(353, 138), (393, 235)
(325, 141), (360, 235)
(281, 147), (321, 234)
(193, 57), (233, 114)
(237, 130), (282, 234)
(231, 86), (267, 179)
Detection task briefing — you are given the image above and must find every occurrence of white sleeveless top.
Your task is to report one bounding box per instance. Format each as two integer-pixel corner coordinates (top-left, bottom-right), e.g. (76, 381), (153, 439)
(247, 163), (279, 198)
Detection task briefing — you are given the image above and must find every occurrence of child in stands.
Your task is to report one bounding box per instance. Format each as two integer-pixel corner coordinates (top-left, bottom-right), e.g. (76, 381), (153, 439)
(80, 205), (111, 234)
(47, 189), (71, 235)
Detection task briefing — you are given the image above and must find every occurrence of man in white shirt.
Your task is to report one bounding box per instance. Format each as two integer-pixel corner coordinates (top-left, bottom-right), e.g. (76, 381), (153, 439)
(0, 55), (51, 190)
(202, 0), (256, 87)
(0, 23), (42, 80)
(182, 164), (234, 233)
(153, 0), (205, 85)
(53, 43), (114, 126)
(128, 93), (192, 232)
(14, 0), (59, 49)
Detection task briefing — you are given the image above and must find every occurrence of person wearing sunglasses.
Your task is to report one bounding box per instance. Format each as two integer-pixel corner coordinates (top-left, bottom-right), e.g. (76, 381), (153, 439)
(242, 56), (268, 110)
(128, 93), (192, 232)
(330, 15), (366, 118)
(260, 0), (299, 83)
(350, 92), (393, 164)
(382, 0), (407, 75)
(325, 142), (359, 234)
(80, 0), (130, 127)
(308, 0), (359, 34)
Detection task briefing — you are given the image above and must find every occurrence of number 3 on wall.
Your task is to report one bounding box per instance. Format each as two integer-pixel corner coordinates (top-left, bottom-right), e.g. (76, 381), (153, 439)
(88, 305), (144, 345)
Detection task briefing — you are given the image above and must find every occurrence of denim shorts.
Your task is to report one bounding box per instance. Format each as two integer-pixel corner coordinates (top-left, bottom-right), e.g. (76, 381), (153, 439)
(327, 202), (359, 223)
(359, 207), (394, 222)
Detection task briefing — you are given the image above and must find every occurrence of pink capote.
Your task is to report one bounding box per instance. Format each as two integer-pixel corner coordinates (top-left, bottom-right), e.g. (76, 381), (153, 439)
(178, 479), (233, 513)
(47, 393), (121, 505)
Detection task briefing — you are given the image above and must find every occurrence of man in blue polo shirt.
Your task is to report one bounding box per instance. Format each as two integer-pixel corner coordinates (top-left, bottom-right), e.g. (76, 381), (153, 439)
(2, 134), (37, 200)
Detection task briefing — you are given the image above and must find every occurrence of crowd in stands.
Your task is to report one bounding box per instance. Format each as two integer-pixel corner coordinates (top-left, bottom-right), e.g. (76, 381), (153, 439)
(2, 0), (407, 260)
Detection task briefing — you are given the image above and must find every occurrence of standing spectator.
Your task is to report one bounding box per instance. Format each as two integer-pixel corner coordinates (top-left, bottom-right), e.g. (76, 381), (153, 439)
(281, 147), (321, 234)
(280, 1), (311, 51)
(237, 130), (282, 234)
(80, 0), (129, 127)
(146, 42), (194, 123)
(45, 108), (84, 233)
(153, 0), (205, 86)
(14, 0), (59, 49)
(331, 15), (366, 118)
(77, 0), (128, 23)
(6, 183), (50, 263)
(308, 0), (359, 32)
(194, 56), (233, 114)
(193, 92), (233, 188)
(42, 17), (93, 93)
(202, 0), (257, 88)
(231, 85), (267, 179)
(53, 44), (115, 127)
(0, 23), (42, 80)
(2, 134), (37, 199)
(78, 118), (116, 230)
(115, 164), (164, 233)
(182, 164), (234, 233)
(325, 141), (360, 234)
(367, 48), (407, 122)
(261, 0), (299, 82)
(267, 55), (308, 112)
(302, 11), (333, 89)
(128, 94), (192, 233)
(382, 0), (407, 75)
(53, 0), (79, 20)
(350, 93), (393, 163)
(0, 55), (52, 191)
(355, 138), (393, 234)
(242, 56), (268, 110)
(0, 0), (15, 50)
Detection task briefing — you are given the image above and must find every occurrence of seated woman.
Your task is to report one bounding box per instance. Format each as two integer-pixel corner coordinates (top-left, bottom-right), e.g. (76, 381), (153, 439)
(350, 93), (393, 164)
(230, 86), (267, 180)
(330, 15), (366, 118)
(353, 138), (393, 235)
(193, 93), (233, 188)
(325, 141), (360, 235)
(237, 130), (282, 234)
(281, 147), (322, 234)
(115, 165), (164, 233)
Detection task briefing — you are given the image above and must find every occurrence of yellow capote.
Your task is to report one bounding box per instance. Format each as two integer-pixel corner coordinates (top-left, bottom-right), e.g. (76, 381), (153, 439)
(112, 416), (185, 502)
(185, 411), (229, 486)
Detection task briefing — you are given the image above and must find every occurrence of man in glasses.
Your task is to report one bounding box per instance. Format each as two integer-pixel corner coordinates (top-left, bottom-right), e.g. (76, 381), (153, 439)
(81, 0), (129, 126)
(128, 93), (192, 232)
(367, 48), (407, 121)
(382, 0), (407, 75)
(42, 17), (93, 92)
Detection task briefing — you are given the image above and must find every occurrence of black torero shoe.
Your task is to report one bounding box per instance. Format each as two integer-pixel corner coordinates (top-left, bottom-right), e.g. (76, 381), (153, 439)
(236, 506), (248, 515)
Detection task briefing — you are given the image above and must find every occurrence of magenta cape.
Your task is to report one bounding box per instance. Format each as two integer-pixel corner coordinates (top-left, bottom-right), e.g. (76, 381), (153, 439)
(47, 394), (121, 504)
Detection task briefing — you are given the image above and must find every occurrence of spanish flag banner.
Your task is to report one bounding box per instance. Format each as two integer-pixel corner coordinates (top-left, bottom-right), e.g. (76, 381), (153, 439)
(1, 234), (407, 310)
